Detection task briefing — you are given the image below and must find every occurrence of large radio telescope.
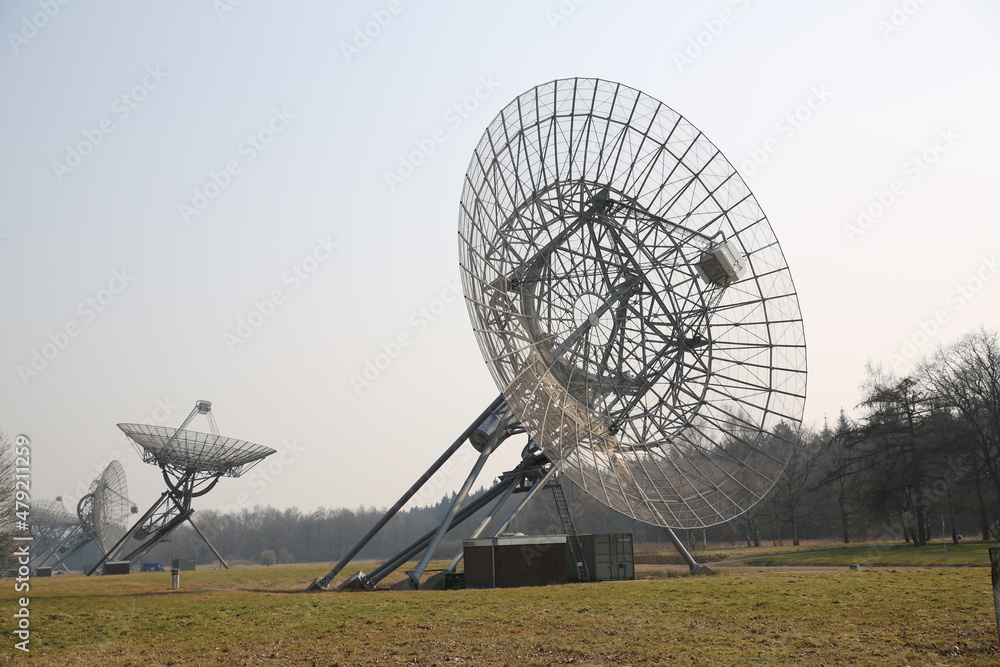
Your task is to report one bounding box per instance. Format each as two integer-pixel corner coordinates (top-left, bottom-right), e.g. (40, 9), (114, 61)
(458, 77), (806, 528)
(88, 400), (274, 574)
(312, 77), (805, 590)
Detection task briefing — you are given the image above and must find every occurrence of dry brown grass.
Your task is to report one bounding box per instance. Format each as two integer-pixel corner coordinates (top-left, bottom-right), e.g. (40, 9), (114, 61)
(2, 563), (998, 665)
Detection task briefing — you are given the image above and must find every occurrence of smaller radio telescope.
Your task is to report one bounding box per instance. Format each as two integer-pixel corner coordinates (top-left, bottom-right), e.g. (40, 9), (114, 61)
(31, 499), (79, 567)
(88, 400), (275, 575)
(38, 461), (135, 570)
(79, 460), (134, 555)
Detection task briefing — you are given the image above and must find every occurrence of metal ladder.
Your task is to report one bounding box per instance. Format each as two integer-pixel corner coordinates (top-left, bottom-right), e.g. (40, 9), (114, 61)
(549, 477), (590, 582)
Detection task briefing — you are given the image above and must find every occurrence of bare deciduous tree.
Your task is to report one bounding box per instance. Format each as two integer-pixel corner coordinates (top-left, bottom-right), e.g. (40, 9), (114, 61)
(922, 328), (1000, 537)
(0, 432), (16, 571)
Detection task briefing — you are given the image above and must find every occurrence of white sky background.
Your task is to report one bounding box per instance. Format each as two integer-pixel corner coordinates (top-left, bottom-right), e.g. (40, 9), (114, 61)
(1, 1), (998, 517)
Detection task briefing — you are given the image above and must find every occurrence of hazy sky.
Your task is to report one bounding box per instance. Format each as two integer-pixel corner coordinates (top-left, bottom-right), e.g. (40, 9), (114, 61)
(2, 1), (998, 519)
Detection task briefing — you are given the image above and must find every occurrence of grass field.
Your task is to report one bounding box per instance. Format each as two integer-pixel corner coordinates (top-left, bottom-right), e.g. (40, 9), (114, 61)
(3, 558), (999, 666)
(637, 540), (998, 568)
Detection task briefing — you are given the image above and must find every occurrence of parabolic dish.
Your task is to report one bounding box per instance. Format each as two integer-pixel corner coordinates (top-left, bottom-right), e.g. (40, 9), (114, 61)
(458, 78), (806, 528)
(34, 499), (77, 529)
(118, 423), (276, 477)
(78, 460), (132, 554)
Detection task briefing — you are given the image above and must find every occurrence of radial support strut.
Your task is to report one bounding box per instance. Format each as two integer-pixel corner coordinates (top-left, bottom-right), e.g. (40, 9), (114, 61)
(340, 474), (515, 590)
(307, 394), (507, 591)
(402, 413), (511, 589)
(308, 407), (559, 592)
(187, 516), (229, 569)
(86, 492), (177, 575)
(662, 527), (716, 575)
(441, 460), (557, 576)
(86, 482), (230, 575)
(441, 468), (523, 575)
(34, 527), (77, 568)
(45, 531), (93, 571)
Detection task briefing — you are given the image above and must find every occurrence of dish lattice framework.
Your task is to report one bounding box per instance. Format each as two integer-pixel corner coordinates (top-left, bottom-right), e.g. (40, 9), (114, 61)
(118, 423), (275, 478)
(34, 499), (76, 529)
(77, 460), (132, 554)
(32, 499), (77, 549)
(458, 77), (807, 529)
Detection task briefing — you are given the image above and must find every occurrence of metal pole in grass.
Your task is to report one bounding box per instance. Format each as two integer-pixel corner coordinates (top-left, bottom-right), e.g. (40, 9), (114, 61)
(990, 549), (1000, 645)
(942, 514), (948, 567)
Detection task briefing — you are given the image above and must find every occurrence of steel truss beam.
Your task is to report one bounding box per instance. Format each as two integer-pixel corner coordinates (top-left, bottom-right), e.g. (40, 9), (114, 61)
(308, 398), (555, 591)
(340, 450), (552, 591)
(43, 527), (92, 570)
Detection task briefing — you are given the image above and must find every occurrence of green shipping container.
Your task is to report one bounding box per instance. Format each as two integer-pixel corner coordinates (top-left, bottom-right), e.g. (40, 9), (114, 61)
(567, 533), (634, 582)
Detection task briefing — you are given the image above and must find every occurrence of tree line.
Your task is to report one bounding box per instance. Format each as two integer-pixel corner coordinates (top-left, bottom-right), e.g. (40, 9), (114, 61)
(745, 328), (1000, 548)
